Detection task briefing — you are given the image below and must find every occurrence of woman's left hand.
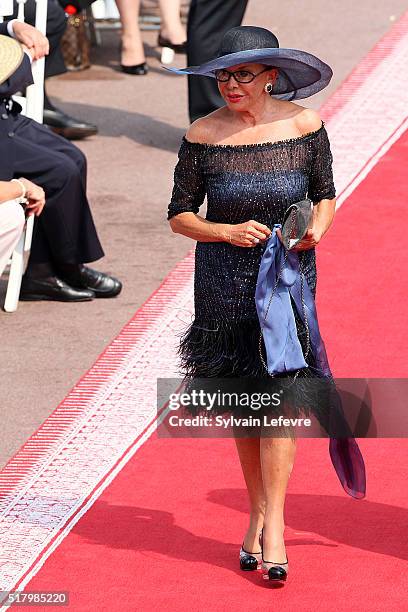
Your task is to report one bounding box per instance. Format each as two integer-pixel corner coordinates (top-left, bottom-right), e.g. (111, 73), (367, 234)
(293, 227), (323, 251)
(276, 226), (323, 251)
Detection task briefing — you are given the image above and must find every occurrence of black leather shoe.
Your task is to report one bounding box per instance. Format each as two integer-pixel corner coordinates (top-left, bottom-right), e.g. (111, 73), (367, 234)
(60, 265), (122, 298)
(20, 276), (95, 302)
(43, 109), (98, 140)
(120, 62), (148, 75)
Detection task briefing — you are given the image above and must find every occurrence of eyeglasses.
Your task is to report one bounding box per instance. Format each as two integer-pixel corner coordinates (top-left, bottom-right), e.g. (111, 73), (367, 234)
(214, 67), (271, 83)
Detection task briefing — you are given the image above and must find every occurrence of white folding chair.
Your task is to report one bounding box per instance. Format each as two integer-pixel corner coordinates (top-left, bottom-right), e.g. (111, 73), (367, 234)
(2, 0), (48, 312)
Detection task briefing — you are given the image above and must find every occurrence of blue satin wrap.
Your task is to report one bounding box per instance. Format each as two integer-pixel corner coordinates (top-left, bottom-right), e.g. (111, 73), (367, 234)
(255, 224), (366, 499)
(255, 224), (331, 376)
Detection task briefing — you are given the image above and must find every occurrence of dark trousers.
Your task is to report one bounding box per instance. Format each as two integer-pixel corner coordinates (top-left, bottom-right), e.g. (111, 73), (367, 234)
(8, 0), (67, 78)
(11, 114), (104, 266)
(187, 0), (248, 122)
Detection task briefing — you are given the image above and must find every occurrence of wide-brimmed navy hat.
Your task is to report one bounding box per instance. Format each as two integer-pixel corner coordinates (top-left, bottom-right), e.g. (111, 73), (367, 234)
(165, 26), (333, 100)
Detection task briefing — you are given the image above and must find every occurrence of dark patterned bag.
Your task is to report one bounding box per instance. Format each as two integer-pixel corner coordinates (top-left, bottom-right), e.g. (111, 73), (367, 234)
(60, 10), (91, 71)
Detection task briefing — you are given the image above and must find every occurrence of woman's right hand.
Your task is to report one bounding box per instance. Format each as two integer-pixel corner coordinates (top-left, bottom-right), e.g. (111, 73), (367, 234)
(226, 220), (271, 247)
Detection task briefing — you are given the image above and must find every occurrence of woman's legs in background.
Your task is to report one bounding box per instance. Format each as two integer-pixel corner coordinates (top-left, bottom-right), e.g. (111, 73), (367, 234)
(116, 0), (185, 66)
(260, 436), (296, 563)
(115, 0), (145, 67)
(158, 0), (186, 45)
(234, 438), (265, 551)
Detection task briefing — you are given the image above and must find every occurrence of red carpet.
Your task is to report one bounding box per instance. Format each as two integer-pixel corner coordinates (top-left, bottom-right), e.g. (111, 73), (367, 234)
(21, 129), (408, 611)
(317, 129), (408, 378)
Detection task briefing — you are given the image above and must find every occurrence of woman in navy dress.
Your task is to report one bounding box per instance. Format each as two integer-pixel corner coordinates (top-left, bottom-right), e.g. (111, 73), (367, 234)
(167, 26), (365, 584)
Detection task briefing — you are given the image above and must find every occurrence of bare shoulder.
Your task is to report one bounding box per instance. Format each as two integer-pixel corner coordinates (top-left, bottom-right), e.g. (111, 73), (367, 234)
(293, 107), (323, 134)
(185, 108), (228, 144)
(185, 116), (212, 144)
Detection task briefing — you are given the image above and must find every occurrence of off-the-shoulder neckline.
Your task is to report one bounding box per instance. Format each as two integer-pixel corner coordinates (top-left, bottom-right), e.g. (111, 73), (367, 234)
(183, 120), (325, 150)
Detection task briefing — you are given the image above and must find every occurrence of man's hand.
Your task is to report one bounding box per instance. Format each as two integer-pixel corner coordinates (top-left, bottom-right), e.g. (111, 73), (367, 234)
(19, 178), (46, 217)
(12, 21), (49, 61)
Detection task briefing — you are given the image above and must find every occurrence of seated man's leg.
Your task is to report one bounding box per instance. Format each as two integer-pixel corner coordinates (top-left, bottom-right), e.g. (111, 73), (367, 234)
(22, 116), (88, 192)
(0, 201), (25, 277)
(11, 116), (121, 301)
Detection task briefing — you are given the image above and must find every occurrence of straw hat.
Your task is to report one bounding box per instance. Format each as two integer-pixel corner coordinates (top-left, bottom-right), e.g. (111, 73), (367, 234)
(165, 26), (333, 101)
(0, 34), (24, 86)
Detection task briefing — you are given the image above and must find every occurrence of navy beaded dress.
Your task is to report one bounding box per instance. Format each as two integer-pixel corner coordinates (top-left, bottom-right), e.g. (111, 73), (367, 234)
(167, 121), (366, 499)
(167, 121), (335, 380)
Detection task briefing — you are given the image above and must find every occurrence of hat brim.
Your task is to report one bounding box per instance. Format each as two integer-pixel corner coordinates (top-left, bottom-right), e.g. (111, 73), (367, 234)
(164, 47), (333, 100)
(0, 35), (24, 86)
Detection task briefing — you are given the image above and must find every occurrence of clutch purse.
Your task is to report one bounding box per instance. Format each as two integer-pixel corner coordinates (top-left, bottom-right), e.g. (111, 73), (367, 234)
(281, 198), (313, 250)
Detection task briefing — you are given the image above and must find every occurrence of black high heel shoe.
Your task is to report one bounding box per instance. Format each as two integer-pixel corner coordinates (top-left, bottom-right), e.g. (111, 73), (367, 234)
(119, 42), (148, 75)
(239, 530), (263, 571)
(158, 33), (187, 54)
(260, 528), (289, 583)
(120, 62), (148, 75)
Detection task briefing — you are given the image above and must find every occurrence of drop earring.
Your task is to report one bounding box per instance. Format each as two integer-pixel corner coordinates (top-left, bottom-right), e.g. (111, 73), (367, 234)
(264, 82), (274, 95)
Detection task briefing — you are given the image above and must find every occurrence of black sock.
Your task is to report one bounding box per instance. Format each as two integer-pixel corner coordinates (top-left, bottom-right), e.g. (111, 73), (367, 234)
(25, 261), (55, 279)
(56, 262), (81, 273)
(55, 262), (84, 281)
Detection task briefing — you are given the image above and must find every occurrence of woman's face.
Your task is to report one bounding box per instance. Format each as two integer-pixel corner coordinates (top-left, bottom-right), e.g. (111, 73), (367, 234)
(216, 63), (278, 111)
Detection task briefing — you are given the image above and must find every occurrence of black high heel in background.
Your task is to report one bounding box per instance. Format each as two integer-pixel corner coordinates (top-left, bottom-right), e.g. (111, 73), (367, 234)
(157, 33), (187, 54)
(119, 42), (148, 75)
(120, 62), (148, 75)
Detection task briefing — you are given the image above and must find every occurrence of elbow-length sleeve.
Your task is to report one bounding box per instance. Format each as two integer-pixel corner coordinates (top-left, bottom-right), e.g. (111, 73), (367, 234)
(167, 138), (206, 220)
(308, 125), (336, 204)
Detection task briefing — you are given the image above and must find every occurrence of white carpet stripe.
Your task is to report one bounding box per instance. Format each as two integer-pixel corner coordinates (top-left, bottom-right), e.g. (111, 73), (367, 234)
(328, 32), (408, 207)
